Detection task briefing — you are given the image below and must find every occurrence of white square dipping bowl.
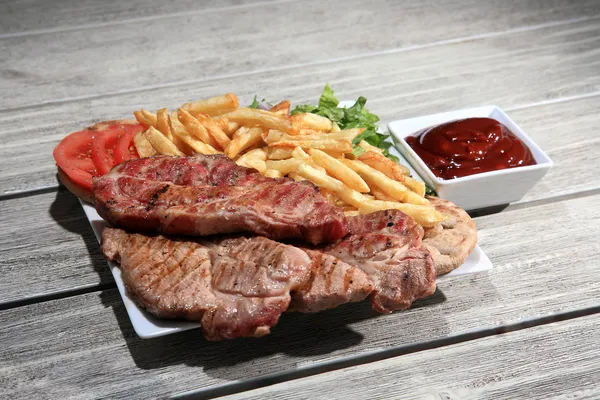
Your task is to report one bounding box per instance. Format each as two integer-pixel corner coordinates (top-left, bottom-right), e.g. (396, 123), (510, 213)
(388, 105), (553, 211)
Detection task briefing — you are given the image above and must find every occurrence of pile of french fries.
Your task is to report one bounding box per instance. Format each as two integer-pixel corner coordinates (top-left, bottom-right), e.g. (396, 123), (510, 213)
(132, 93), (446, 226)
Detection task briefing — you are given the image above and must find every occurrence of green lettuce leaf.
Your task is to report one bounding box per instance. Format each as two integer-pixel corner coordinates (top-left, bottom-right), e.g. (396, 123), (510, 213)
(291, 84), (406, 166)
(249, 95), (260, 109)
(318, 83), (340, 109)
(291, 104), (318, 115)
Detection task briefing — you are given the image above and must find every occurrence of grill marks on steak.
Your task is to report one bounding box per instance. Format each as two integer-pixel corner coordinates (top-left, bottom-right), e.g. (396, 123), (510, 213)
(102, 228), (312, 340)
(93, 155), (347, 244)
(289, 250), (374, 313)
(326, 210), (437, 313)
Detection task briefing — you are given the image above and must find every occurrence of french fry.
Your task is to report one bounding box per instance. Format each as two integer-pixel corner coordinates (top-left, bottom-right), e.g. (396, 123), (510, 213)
(273, 138), (353, 153)
(167, 112), (195, 155)
(156, 108), (173, 141)
(298, 129), (322, 136)
(356, 148), (411, 176)
(212, 116), (229, 132)
(181, 93), (239, 116)
(322, 150), (347, 159)
(237, 147), (267, 162)
(264, 169), (283, 178)
(358, 140), (383, 154)
(221, 108), (295, 133)
(225, 127), (264, 159)
(193, 112), (231, 150)
(309, 149), (369, 193)
(265, 158), (303, 175)
(291, 146), (311, 161)
(270, 100), (291, 115)
(290, 113), (333, 132)
(403, 176), (426, 197)
(236, 148), (267, 173)
(291, 147), (326, 173)
(357, 151), (405, 181)
(319, 188), (338, 205)
(265, 130), (353, 153)
(297, 164), (368, 208)
(331, 121), (341, 132)
(368, 184), (396, 202)
(133, 132), (156, 158)
(227, 121), (241, 135)
(171, 125), (221, 155)
(144, 127), (184, 156)
(212, 117), (241, 138)
(134, 109), (157, 127)
(344, 210), (361, 217)
(341, 159), (429, 205)
(288, 172), (306, 181)
(336, 197), (349, 208)
(358, 200), (446, 227)
(267, 148), (294, 160)
(264, 129), (363, 144)
(177, 108), (220, 149)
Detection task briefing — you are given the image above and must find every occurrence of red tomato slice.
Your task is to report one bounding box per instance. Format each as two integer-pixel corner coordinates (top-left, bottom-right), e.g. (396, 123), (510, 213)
(54, 121), (147, 194)
(53, 129), (97, 191)
(92, 123), (146, 175)
(114, 124), (145, 165)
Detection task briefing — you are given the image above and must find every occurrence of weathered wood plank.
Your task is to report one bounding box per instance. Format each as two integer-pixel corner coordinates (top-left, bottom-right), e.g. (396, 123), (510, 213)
(217, 314), (600, 400)
(1, 19), (599, 196)
(1, 0), (599, 109)
(1, 194), (599, 398)
(0, 0), (283, 35)
(0, 189), (111, 306)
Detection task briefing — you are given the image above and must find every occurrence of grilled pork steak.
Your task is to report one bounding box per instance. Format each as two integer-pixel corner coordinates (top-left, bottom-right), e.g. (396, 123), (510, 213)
(325, 210), (437, 313)
(93, 155), (347, 245)
(102, 228), (313, 340)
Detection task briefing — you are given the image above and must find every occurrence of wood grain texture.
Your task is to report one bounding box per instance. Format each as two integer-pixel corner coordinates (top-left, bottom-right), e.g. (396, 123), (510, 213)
(1, 19), (600, 195)
(516, 95), (600, 203)
(1, 194), (599, 398)
(0, 0), (285, 35)
(218, 314), (600, 400)
(1, 0), (599, 109)
(0, 189), (110, 306)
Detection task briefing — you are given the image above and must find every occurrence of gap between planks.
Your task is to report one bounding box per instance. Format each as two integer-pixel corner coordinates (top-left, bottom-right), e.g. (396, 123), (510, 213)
(1, 14), (598, 113)
(0, 282), (115, 312)
(173, 304), (600, 399)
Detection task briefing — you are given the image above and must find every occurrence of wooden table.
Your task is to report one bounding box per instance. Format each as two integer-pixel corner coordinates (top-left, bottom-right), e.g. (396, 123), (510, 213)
(1, 1), (599, 398)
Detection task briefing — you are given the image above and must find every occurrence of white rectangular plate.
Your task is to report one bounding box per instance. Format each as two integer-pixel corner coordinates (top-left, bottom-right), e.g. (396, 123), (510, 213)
(83, 107), (492, 339)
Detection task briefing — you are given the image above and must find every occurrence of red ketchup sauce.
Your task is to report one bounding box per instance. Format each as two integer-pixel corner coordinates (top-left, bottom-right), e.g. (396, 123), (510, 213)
(405, 117), (536, 179)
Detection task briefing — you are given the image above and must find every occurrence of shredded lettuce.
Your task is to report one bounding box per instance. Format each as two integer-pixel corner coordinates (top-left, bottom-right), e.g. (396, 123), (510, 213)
(248, 95), (261, 109)
(248, 96), (272, 109)
(425, 186), (438, 196)
(292, 84), (399, 161)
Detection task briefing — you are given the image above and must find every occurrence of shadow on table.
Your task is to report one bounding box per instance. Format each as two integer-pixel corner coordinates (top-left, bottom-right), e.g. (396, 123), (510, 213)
(48, 187), (115, 287)
(97, 287), (448, 382)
